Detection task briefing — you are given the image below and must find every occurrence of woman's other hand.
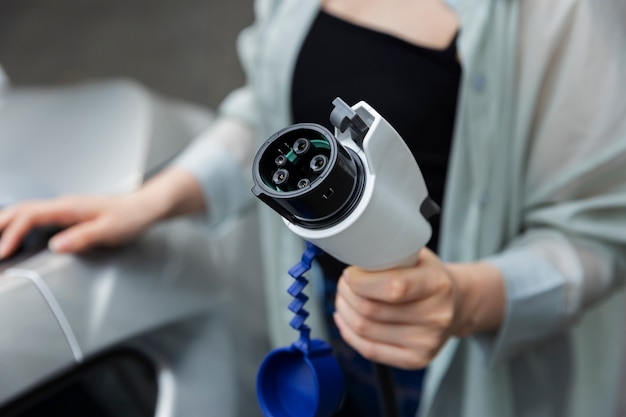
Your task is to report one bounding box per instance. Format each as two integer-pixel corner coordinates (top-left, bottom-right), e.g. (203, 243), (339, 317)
(0, 194), (155, 258)
(334, 248), (505, 369)
(0, 167), (206, 259)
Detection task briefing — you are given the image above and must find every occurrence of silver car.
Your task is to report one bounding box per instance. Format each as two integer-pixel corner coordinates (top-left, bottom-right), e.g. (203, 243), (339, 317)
(0, 77), (268, 417)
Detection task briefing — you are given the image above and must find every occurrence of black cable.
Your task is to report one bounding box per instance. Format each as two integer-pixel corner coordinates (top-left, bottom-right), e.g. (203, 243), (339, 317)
(373, 362), (400, 417)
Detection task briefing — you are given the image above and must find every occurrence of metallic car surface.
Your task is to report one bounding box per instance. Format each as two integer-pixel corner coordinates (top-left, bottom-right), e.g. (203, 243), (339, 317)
(0, 79), (267, 417)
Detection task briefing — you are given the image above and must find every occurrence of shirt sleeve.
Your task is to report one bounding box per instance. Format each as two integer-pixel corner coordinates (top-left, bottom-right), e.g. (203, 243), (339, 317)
(474, 0), (626, 365)
(171, 117), (257, 227)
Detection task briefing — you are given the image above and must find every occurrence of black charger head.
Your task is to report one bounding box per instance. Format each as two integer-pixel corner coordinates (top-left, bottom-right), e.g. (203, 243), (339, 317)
(252, 123), (365, 229)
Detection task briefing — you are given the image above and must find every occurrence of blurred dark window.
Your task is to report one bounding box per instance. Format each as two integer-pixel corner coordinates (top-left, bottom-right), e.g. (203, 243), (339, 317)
(1, 349), (158, 417)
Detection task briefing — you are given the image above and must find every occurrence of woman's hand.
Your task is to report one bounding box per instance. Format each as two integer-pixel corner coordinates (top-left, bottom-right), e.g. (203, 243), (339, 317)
(0, 194), (156, 258)
(0, 167), (206, 259)
(333, 248), (505, 370)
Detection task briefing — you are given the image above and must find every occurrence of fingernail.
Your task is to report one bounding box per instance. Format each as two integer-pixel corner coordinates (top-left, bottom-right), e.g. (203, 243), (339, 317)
(333, 312), (344, 327)
(49, 235), (71, 252)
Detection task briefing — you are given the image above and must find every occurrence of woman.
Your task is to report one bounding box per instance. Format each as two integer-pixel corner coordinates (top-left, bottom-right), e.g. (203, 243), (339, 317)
(1, 1), (625, 416)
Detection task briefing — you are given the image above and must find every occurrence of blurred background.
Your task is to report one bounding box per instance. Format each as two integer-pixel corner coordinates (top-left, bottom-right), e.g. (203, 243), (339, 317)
(0, 2), (264, 417)
(0, 0), (253, 109)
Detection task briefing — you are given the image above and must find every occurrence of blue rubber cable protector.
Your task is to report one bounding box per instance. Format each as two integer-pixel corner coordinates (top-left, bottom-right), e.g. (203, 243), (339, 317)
(256, 241), (345, 417)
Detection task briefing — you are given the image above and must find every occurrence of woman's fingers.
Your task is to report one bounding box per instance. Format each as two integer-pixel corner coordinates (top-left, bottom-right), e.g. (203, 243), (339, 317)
(48, 222), (95, 253)
(341, 250), (447, 304)
(0, 196), (125, 258)
(0, 206), (14, 229)
(333, 248), (460, 369)
(333, 312), (432, 370)
(335, 293), (447, 346)
(336, 277), (415, 323)
(49, 217), (112, 253)
(49, 199), (151, 253)
(0, 197), (95, 259)
(336, 278), (454, 328)
(0, 201), (84, 258)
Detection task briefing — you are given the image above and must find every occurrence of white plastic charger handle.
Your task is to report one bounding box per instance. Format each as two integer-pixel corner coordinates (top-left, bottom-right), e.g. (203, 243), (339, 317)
(284, 100), (435, 271)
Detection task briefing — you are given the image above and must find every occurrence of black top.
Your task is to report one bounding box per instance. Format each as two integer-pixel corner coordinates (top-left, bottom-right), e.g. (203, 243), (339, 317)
(289, 10), (462, 417)
(291, 10), (461, 256)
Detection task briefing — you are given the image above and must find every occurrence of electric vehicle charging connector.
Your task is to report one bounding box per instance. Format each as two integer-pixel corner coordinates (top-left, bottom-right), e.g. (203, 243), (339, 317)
(252, 97), (438, 270)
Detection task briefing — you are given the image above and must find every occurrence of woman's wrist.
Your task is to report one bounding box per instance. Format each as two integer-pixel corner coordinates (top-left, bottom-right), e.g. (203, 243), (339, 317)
(446, 261), (506, 337)
(133, 167), (207, 224)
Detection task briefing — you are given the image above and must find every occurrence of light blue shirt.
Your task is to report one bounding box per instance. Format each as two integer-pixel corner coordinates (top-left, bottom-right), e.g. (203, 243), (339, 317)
(174, 1), (626, 416)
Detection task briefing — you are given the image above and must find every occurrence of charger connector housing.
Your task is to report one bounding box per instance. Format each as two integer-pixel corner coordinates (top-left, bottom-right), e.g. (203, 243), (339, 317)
(252, 98), (437, 270)
(252, 123), (366, 229)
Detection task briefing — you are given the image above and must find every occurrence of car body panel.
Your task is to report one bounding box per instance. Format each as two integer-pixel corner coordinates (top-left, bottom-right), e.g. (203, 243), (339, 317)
(0, 79), (266, 416)
(0, 272), (76, 403)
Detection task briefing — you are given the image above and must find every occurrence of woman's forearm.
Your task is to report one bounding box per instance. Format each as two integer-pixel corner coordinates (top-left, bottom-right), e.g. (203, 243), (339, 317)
(134, 166), (207, 223)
